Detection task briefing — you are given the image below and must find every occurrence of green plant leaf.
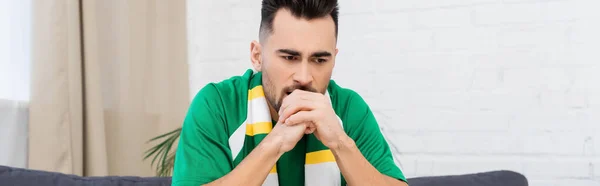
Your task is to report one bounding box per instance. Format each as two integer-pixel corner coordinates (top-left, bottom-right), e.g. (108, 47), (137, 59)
(161, 137), (176, 165)
(158, 152), (176, 176)
(144, 134), (174, 160)
(150, 134), (176, 167)
(144, 127), (182, 176)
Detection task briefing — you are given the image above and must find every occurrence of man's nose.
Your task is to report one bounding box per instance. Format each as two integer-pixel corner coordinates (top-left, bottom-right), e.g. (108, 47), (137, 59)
(293, 63), (313, 86)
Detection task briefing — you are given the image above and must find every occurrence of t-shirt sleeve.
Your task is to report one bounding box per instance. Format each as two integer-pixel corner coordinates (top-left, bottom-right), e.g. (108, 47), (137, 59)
(344, 91), (407, 183)
(172, 84), (233, 186)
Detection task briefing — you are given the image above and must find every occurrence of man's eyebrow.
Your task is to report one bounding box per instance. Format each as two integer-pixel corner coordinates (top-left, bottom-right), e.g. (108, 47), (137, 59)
(311, 51), (332, 58)
(277, 49), (301, 56)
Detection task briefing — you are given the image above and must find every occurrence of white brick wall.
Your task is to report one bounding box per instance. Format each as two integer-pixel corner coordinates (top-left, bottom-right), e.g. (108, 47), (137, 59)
(187, 0), (600, 185)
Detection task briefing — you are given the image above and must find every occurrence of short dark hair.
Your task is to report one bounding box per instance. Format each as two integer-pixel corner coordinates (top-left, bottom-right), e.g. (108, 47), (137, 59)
(259, 0), (339, 41)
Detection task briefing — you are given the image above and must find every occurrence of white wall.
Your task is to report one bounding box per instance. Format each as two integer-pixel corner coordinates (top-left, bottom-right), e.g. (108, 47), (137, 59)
(187, 0), (600, 185)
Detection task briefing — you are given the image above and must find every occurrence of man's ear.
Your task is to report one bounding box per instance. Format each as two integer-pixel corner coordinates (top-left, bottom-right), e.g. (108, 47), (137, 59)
(250, 40), (262, 71)
(335, 48), (339, 56)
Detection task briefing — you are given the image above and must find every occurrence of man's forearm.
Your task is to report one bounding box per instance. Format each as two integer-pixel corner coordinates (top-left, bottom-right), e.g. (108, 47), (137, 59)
(331, 136), (408, 186)
(204, 139), (281, 186)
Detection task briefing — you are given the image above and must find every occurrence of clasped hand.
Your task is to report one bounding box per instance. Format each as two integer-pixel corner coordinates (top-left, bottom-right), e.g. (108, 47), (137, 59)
(277, 90), (346, 149)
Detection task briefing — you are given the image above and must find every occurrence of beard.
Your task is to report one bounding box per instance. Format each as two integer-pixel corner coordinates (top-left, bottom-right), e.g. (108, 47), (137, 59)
(262, 73), (319, 112)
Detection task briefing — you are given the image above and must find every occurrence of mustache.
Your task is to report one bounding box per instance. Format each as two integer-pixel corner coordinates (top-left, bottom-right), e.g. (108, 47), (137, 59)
(283, 84), (317, 94)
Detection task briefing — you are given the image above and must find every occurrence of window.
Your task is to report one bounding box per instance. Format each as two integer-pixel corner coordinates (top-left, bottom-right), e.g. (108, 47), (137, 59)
(0, 0), (32, 168)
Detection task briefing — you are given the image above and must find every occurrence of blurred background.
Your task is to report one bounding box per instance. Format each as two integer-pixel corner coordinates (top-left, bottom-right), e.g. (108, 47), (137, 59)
(1, 0), (599, 186)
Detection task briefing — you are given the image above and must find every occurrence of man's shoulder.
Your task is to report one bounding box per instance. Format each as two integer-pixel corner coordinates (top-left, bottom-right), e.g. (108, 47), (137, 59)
(328, 80), (375, 133)
(328, 80), (371, 114)
(188, 69), (255, 116)
(328, 80), (365, 105)
(186, 69), (253, 132)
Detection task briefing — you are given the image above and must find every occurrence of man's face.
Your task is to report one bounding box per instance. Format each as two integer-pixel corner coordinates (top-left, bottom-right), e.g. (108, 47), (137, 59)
(255, 9), (338, 112)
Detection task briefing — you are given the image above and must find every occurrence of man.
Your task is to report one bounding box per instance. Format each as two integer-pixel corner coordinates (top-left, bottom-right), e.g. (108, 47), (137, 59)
(172, 0), (407, 186)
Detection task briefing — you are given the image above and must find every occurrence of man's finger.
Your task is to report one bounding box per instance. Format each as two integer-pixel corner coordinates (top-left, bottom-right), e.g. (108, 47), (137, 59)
(278, 101), (317, 123)
(279, 90), (322, 116)
(284, 111), (316, 126)
(303, 122), (316, 134)
(306, 125), (316, 134)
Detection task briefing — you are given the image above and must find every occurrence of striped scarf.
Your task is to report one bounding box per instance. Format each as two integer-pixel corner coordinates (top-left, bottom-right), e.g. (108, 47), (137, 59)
(228, 81), (343, 186)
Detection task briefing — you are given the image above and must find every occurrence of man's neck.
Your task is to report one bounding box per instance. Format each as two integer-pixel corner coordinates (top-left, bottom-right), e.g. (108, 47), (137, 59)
(268, 102), (279, 122)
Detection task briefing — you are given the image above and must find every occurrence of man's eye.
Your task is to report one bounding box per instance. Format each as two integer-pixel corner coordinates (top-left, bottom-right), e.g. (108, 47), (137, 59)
(316, 58), (327, 63)
(282, 56), (297, 61)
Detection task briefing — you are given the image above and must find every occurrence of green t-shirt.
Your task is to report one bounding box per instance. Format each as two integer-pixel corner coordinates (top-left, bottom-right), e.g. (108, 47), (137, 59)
(172, 69), (406, 186)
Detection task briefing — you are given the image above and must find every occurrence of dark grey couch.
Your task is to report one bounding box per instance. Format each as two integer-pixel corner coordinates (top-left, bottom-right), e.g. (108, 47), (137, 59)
(0, 165), (527, 186)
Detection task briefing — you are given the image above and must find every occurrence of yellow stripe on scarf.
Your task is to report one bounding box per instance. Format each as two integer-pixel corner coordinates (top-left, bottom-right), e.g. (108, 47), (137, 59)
(248, 86), (265, 100)
(245, 121), (272, 136)
(270, 165), (277, 173)
(305, 150), (336, 164)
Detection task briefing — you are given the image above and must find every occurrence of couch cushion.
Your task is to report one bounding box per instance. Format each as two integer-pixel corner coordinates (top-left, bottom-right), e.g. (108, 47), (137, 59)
(407, 170), (528, 186)
(0, 165), (171, 186)
(1, 165), (527, 186)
